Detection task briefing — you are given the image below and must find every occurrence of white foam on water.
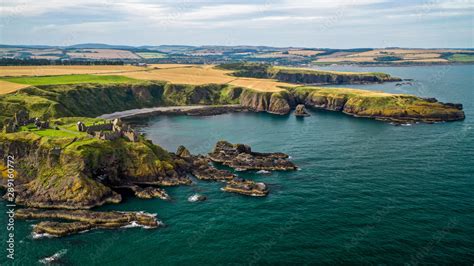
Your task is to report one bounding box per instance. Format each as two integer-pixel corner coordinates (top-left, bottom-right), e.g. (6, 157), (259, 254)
(32, 232), (56, 239)
(38, 249), (67, 264)
(121, 221), (141, 228)
(188, 194), (200, 202)
(256, 170), (271, 174)
(121, 221), (159, 229)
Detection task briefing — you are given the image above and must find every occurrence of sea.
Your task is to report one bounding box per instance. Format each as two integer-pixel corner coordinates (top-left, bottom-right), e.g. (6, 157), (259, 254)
(1, 65), (473, 265)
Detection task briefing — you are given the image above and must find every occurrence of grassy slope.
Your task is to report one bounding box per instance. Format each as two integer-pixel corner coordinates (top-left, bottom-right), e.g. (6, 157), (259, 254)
(270, 66), (394, 79)
(0, 117), (176, 208)
(218, 62), (398, 82)
(0, 82), (242, 128)
(0, 74), (140, 86)
(448, 54), (474, 62)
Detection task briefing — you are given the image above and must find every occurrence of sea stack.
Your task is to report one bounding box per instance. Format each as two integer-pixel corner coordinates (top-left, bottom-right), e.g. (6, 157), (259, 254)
(294, 104), (310, 117)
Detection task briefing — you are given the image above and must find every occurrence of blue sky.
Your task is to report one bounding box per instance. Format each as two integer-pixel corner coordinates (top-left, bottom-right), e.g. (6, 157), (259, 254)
(0, 0), (473, 48)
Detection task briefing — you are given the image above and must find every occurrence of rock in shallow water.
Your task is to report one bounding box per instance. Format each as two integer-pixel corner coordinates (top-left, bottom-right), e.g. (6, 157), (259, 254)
(222, 180), (268, 197)
(131, 186), (171, 200)
(188, 194), (207, 202)
(16, 208), (161, 237)
(294, 104), (310, 117)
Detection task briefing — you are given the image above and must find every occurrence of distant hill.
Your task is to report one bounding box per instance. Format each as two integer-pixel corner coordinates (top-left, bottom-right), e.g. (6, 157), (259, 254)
(67, 43), (137, 49)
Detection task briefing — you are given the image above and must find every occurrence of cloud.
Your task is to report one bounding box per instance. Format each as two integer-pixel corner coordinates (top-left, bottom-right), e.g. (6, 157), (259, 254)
(0, 0), (472, 47)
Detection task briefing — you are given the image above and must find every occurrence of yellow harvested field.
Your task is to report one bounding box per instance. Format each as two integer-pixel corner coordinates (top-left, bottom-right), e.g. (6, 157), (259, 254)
(30, 55), (61, 60)
(229, 78), (294, 92)
(148, 64), (201, 69)
(288, 50), (324, 56)
(404, 58), (448, 63)
(316, 56), (376, 62)
(314, 48), (473, 63)
(67, 49), (141, 60)
(0, 65), (145, 77)
(0, 80), (29, 94)
(0, 64), (291, 93)
(359, 49), (472, 56)
(107, 64), (292, 92)
(112, 65), (235, 84)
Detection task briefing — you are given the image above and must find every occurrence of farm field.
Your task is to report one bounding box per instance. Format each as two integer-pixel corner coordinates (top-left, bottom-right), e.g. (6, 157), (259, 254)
(313, 48), (474, 64)
(0, 80), (30, 94)
(103, 64), (293, 92)
(137, 52), (167, 59)
(66, 49), (141, 60)
(448, 53), (474, 62)
(0, 74), (140, 86)
(0, 65), (146, 77)
(0, 64), (293, 93)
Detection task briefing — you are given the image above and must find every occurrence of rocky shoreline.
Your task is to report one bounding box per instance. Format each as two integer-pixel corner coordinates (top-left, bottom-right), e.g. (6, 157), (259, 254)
(16, 208), (160, 237)
(1, 114), (296, 237)
(98, 105), (248, 120)
(0, 73), (466, 238)
(239, 87), (465, 123)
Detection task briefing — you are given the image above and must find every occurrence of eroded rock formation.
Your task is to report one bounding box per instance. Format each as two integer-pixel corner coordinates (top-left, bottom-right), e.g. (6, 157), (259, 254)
(208, 141), (297, 171)
(239, 87), (465, 123)
(16, 208), (160, 237)
(294, 104), (310, 117)
(222, 179), (268, 197)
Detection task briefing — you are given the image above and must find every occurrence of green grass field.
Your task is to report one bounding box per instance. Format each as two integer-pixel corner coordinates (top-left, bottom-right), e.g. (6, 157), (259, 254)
(136, 52), (167, 59)
(16, 117), (107, 138)
(0, 74), (140, 86)
(448, 53), (474, 62)
(19, 126), (81, 138)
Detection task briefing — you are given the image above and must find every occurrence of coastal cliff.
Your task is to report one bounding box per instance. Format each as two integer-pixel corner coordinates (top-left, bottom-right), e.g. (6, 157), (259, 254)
(0, 82), (243, 128)
(0, 118), (187, 209)
(239, 87), (465, 123)
(0, 81), (464, 125)
(218, 62), (401, 84)
(239, 89), (295, 115)
(292, 87), (465, 123)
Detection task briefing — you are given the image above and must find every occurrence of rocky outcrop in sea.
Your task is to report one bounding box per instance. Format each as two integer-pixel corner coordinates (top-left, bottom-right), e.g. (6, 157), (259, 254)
(208, 141), (298, 171)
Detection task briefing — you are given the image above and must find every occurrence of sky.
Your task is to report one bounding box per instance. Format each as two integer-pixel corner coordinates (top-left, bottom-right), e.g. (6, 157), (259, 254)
(0, 0), (473, 48)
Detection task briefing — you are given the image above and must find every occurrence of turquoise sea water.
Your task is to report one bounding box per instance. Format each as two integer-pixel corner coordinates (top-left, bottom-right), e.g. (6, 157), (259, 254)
(1, 65), (473, 265)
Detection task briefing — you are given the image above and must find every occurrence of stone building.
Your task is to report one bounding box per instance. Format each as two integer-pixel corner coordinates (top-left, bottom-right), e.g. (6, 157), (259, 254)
(80, 118), (139, 142)
(3, 110), (48, 133)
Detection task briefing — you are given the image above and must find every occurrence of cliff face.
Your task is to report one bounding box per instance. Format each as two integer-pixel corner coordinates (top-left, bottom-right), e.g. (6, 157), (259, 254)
(238, 87), (465, 123)
(293, 87), (465, 123)
(0, 81), (464, 126)
(218, 63), (401, 84)
(0, 122), (187, 209)
(0, 135), (119, 209)
(239, 89), (294, 115)
(269, 68), (401, 84)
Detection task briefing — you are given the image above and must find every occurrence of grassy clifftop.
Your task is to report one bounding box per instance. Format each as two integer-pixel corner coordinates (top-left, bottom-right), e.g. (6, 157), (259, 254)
(291, 87), (465, 122)
(0, 82), (243, 128)
(0, 81), (464, 127)
(218, 62), (401, 84)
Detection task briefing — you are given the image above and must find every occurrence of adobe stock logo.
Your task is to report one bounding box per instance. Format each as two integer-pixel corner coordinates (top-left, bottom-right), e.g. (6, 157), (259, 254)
(5, 155), (16, 261)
